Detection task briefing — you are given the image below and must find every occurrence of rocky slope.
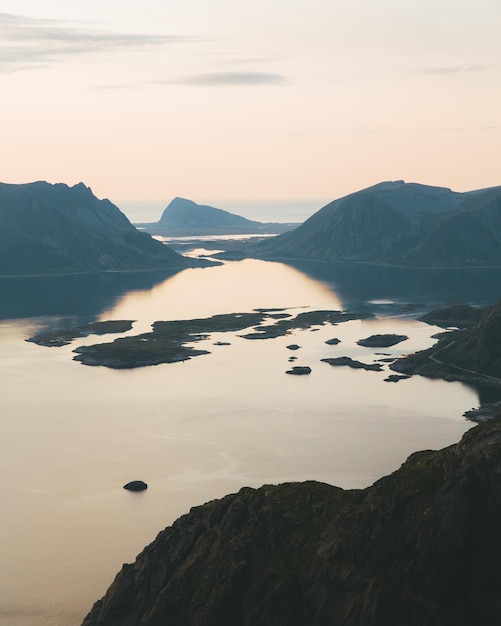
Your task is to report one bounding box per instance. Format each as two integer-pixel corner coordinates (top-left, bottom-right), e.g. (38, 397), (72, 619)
(0, 181), (199, 276)
(82, 419), (501, 626)
(418, 304), (486, 329)
(139, 197), (297, 235)
(392, 299), (501, 385)
(252, 181), (501, 267)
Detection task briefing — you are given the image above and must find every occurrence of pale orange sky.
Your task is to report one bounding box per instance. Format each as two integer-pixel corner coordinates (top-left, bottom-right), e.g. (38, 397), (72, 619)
(1, 1), (500, 221)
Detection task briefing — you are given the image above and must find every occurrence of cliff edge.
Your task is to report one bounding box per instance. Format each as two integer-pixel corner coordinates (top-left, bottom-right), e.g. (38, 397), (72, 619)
(82, 418), (501, 626)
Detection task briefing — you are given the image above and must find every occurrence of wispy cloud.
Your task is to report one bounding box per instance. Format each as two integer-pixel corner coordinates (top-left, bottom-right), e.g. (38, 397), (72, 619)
(95, 71), (286, 91)
(0, 12), (190, 73)
(417, 62), (498, 75)
(165, 71), (286, 86)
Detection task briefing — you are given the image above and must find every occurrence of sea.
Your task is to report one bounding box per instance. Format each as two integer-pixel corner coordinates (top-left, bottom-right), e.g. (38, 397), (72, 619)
(1, 233), (501, 625)
(117, 198), (326, 225)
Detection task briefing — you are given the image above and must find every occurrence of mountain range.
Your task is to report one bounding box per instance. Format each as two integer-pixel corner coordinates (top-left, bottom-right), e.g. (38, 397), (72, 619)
(0, 181), (199, 276)
(252, 181), (501, 268)
(138, 197), (298, 235)
(4, 179), (501, 275)
(81, 418), (501, 626)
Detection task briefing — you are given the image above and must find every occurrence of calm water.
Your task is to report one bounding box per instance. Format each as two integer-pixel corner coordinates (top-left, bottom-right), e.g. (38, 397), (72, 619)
(0, 257), (497, 625)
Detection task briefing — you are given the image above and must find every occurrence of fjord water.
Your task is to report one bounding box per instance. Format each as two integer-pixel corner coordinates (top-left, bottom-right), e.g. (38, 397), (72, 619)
(0, 258), (497, 625)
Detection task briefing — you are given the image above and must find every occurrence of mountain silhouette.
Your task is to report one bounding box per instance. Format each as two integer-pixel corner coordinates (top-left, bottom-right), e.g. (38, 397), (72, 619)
(0, 181), (199, 276)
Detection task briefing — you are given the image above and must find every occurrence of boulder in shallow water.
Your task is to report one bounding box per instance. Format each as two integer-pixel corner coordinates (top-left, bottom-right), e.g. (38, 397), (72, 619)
(384, 374), (411, 383)
(123, 480), (148, 492)
(325, 338), (341, 345)
(321, 356), (383, 371)
(286, 366), (311, 375)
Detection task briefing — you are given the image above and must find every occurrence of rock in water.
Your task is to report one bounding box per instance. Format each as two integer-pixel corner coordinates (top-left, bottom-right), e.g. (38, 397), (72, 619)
(356, 334), (408, 347)
(325, 338), (341, 345)
(286, 366), (311, 375)
(123, 480), (148, 492)
(321, 356), (383, 371)
(384, 374), (411, 383)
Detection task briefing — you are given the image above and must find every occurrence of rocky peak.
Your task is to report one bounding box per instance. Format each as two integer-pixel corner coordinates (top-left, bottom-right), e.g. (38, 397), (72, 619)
(255, 181), (501, 267)
(0, 180), (200, 275)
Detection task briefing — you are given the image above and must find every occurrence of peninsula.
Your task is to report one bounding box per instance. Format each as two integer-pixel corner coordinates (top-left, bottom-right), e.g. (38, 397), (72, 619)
(391, 299), (501, 387)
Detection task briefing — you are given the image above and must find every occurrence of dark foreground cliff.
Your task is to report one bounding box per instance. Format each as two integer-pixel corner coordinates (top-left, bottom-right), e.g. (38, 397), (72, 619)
(82, 419), (501, 626)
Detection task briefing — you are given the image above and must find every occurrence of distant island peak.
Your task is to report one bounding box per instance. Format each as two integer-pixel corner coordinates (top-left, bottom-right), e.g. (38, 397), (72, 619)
(138, 196), (299, 236)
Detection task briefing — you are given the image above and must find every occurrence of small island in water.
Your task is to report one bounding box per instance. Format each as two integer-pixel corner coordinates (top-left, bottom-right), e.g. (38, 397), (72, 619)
(66, 309), (373, 369)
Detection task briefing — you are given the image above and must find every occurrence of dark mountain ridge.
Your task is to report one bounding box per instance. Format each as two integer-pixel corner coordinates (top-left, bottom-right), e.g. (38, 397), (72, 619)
(82, 418), (501, 626)
(139, 197), (298, 235)
(0, 181), (201, 276)
(252, 181), (501, 268)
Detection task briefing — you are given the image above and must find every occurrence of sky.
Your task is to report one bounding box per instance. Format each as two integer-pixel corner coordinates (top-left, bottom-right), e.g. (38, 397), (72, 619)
(1, 0), (500, 221)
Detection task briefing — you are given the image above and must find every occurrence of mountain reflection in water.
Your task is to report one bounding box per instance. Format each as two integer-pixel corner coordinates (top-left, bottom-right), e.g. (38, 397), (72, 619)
(2, 262), (500, 325)
(0, 270), (182, 321)
(288, 261), (501, 309)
